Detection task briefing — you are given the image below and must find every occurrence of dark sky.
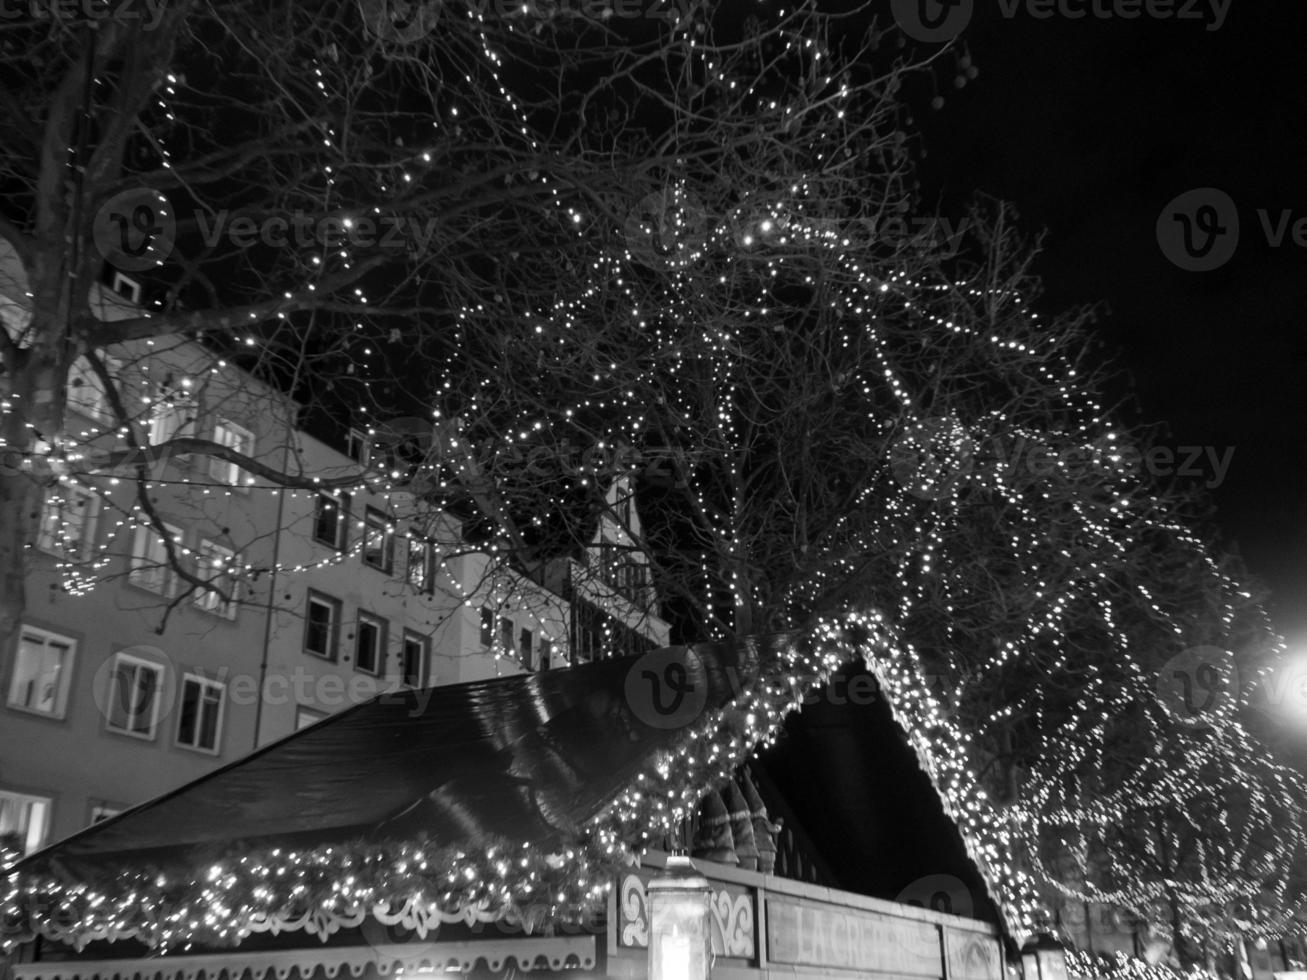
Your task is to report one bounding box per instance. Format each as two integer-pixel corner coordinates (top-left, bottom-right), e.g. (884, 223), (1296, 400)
(905, 1), (1307, 639)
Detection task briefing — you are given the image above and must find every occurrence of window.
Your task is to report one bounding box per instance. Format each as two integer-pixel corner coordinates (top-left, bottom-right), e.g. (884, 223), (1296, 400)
(128, 522), (182, 596)
(37, 484), (98, 560)
(480, 607), (495, 647)
(295, 706), (327, 730)
(110, 271), (141, 304)
(176, 675), (224, 753)
(89, 804), (122, 825)
(499, 617), (513, 653)
(65, 356), (116, 421)
(6, 625), (75, 718)
(148, 403), (179, 445)
(145, 374), (196, 446)
(596, 545), (652, 608)
(520, 627), (534, 667)
(105, 653), (164, 738)
(0, 790), (51, 855)
(362, 508), (394, 573)
(194, 540), (237, 619)
(147, 399), (196, 447)
(354, 612), (386, 675)
(538, 635), (553, 671)
(406, 537), (434, 593)
(571, 598), (654, 663)
(304, 591), (341, 660)
(313, 492), (350, 549)
(208, 419), (254, 488)
(346, 428), (372, 465)
(401, 631), (428, 688)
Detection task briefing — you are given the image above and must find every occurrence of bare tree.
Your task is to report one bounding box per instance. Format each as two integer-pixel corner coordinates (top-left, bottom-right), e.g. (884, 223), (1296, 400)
(441, 165), (1307, 945)
(1, 1), (925, 640)
(2, 0), (1298, 952)
(0, 0), (586, 639)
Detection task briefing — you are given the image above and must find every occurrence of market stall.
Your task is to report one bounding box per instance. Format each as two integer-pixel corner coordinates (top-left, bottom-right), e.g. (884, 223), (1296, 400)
(2, 630), (1014, 979)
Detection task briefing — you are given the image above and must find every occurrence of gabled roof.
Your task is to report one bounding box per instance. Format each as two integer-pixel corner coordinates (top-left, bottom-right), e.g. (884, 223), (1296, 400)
(2, 625), (1013, 953)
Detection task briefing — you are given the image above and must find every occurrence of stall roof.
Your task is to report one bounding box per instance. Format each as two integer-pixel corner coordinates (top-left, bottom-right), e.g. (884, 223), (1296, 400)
(12, 641), (764, 870)
(3, 635), (1011, 950)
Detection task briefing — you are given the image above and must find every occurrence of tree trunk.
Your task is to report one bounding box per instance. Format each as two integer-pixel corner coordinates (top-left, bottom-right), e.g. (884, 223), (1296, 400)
(0, 471), (39, 664)
(0, 343), (64, 659)
(1168, 892), (1187, 969)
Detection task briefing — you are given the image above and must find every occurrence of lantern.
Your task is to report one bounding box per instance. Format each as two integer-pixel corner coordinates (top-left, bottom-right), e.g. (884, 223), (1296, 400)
(647, 854), (713, 980)
(1021, 933), (1069, 980)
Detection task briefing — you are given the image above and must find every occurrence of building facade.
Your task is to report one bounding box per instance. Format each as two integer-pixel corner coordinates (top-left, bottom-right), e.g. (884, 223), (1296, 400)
(0, 243), (668, 855)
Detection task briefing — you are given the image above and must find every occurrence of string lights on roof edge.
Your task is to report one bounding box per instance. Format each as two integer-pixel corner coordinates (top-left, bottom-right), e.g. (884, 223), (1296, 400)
(1, 612), (1043, 954)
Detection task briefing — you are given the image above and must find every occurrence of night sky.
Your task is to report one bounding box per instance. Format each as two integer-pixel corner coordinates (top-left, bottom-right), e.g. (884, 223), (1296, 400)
(902, 2), (1307, 639)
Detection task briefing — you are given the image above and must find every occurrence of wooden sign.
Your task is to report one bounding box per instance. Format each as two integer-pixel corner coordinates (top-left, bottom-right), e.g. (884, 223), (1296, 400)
(945, 928), (1004, 980)
(767, 897), (944, 976)
(615, 872), (756, 959)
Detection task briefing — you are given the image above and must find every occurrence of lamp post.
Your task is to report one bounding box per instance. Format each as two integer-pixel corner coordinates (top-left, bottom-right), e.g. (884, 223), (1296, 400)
(647, 853), (713, 980)
(1021, 933), (1069, 980)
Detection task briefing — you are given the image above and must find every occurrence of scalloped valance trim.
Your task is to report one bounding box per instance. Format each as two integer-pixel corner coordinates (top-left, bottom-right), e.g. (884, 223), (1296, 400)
(11, 937), (598, 980)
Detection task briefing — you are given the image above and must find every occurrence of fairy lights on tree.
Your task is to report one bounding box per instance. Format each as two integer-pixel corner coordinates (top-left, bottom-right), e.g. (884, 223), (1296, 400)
(0, 0), (1301, 965)
(0, 0), (703, 639)
(429, 27), (1307, 960)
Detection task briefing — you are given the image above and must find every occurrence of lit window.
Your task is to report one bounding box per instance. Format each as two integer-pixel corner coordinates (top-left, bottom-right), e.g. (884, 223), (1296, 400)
(6, 625), (75, 718)
(362, 508), (394, 573)
(128, 522), (182, 596)
(208, 419), (254, 487)
(401, 631), (428, 688)
(295, 706), (327, 729)
(110, 271), (141, 304)
(355, 612), (385, 675)
(615, 490), (633, 529)
(480, 607), (494, 647)
(36, 485), (98, 560)
(193, 540), (237, 619)
(407, 536), (433, 593)
(104, 653), (164, 738)
(346, 428), (372, 465)
(313, 492), (349, 549)
(304, 592), (340, 660)
(147, 397), (196, 446)
(176, 675), (224, 753)
(0, 790), (51, 855)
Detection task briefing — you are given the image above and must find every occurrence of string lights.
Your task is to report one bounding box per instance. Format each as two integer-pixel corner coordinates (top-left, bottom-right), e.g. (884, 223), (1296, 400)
(2, 613), (1039, 953)
(2, 0), (1302, 968)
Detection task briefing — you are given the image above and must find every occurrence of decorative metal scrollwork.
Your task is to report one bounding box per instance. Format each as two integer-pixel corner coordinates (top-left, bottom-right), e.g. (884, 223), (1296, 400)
(619, 874), (650, 947)
(711, 889), (754, 957)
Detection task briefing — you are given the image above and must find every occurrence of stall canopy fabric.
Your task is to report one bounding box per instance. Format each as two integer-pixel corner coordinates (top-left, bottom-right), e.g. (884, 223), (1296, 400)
(3, 631), (1013, 954)
(13, 639), (765, 873)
